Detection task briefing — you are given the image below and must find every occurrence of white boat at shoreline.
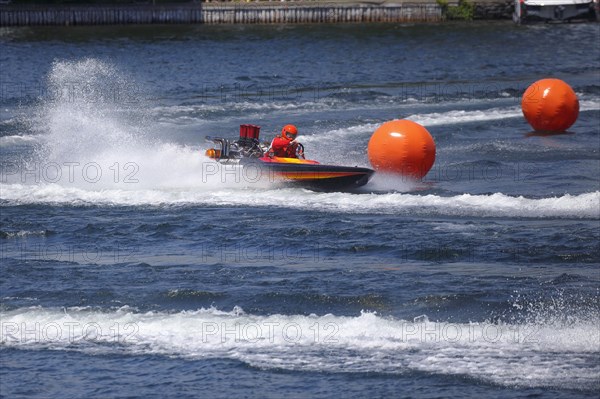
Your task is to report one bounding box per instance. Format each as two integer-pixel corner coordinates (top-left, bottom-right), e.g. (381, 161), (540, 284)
(513, 0), (599, 23)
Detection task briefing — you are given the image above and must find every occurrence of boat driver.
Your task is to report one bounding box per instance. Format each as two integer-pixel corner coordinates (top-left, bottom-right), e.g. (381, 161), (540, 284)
(266, 124), (304, 159)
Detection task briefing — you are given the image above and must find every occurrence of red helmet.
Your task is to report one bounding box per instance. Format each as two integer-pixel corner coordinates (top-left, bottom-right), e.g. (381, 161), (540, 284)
(281, 124), (298, 140)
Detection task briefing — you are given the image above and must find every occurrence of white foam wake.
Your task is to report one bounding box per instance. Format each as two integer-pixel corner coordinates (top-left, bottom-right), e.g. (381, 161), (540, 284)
(409, 107), (522, 126)
(409, 100), (599, 127)
(1, 306), (598, 391)
(0, 182), (598, 219)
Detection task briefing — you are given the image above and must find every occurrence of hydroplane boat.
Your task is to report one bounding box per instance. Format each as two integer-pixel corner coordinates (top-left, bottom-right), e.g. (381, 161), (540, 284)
(204, 124), (374, 191)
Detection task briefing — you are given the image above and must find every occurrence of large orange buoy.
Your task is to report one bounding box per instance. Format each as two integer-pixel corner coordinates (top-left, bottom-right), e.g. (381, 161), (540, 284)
(367, 120), (436, 179)
(521, 78), (579, 132)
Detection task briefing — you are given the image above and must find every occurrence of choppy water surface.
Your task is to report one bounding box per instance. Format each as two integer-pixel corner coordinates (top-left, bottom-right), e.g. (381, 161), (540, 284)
(1, 22), (599, 398)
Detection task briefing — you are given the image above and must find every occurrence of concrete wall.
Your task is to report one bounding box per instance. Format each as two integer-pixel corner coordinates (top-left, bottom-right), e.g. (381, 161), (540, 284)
(0, 1), (513, 26)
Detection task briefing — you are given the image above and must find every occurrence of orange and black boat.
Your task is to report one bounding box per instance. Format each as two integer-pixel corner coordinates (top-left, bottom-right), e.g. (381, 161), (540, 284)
(205, 124), (374, 191)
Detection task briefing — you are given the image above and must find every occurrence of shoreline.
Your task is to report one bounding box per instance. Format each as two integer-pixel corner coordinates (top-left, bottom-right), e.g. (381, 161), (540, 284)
(0, 1), (513, 26)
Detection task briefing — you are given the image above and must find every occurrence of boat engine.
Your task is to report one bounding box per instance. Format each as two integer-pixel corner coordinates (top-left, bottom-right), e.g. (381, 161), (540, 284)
(205, 124), (269, 162)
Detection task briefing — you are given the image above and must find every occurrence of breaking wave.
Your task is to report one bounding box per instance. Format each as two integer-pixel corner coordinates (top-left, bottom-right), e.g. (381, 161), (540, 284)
(1, 305), (598, 391)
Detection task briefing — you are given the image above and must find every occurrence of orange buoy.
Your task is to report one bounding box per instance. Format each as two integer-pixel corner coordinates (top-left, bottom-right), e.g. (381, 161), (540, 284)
(522, 79), (579, 132)
(367, 120), (436, 179)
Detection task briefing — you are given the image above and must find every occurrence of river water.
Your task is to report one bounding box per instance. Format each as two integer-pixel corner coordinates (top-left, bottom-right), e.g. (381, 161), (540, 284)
(1, 22), (599, 398)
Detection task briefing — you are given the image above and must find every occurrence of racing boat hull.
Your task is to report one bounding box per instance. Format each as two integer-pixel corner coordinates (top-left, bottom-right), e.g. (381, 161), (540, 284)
(243, 157), (374, 191)
(204, 126), (375, 191)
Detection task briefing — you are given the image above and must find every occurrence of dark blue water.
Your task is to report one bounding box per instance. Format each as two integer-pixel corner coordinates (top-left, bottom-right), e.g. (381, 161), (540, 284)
(1, 22), (599, 398)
